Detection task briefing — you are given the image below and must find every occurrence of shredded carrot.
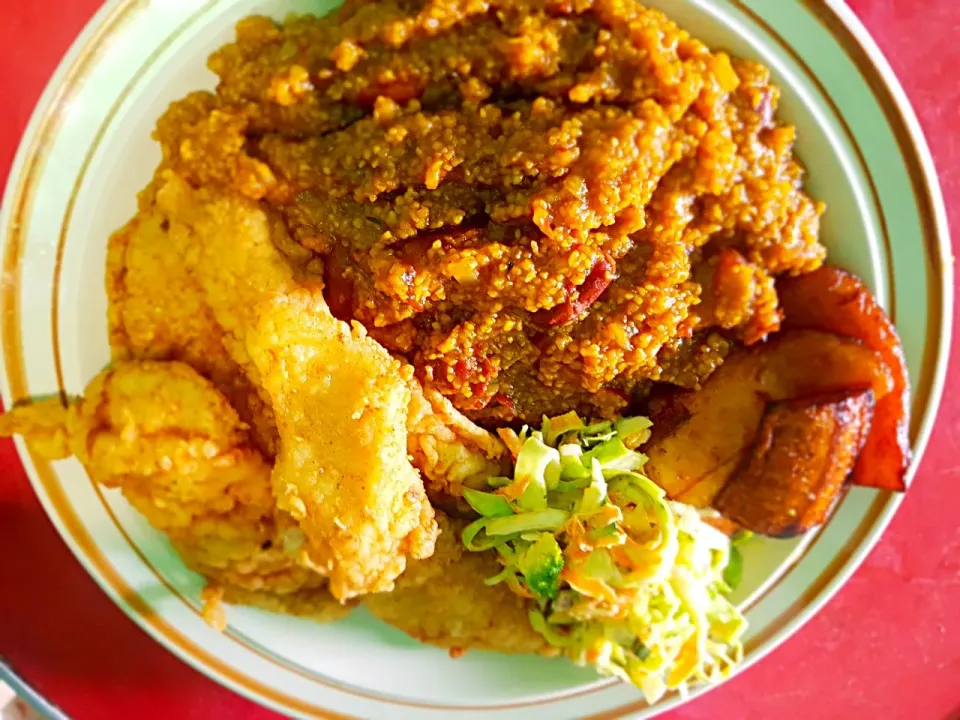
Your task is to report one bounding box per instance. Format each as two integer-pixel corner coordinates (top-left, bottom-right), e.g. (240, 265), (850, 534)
(496, 474), (531, 500)
(565, 515), (586, 537)
(565, 543), (592, 560)
(587, 504), (623, 528)
(548, 411), (584, 436)
(613, 536), (660, 572)
(666, 635), (700, 687)
(563, 517), (594, 558)
(563, 568), (618, 604)
(592, 527), (627, 548)
(496, 428), (522, 458)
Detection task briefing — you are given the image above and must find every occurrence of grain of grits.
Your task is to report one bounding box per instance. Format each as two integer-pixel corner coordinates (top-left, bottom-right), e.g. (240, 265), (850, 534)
(154, 0), (825, 425)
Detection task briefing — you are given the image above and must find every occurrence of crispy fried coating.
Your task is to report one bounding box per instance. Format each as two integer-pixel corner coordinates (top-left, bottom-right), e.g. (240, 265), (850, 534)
(0, 398), (72, 459)
(247, 289), (438, 600)
(107, 183), (280, 457)
(142, 174), (442, 599)
(220, 584), (352, 623)
(364, 513), (552, 656)
(79, 168), (511, 611)
(150, 172), (308, 385)
(406, 381), (509, 501)
(0, 361), (337, 601)
(113, 169), (505, 499)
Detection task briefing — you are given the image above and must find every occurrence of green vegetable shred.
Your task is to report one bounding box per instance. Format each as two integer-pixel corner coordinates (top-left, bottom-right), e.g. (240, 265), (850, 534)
(460, 412), (747, 703)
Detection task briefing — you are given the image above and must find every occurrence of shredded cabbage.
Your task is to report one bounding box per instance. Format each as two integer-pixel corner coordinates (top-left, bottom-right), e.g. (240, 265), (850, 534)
(461, 412), (746, 703)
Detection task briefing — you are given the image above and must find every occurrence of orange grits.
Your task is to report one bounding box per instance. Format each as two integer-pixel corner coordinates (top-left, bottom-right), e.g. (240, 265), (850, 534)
(152, 0), (825, 424)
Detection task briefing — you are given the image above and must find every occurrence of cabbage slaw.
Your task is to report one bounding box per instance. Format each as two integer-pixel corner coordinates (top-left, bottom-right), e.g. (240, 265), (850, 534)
(461, 412), (746, 703)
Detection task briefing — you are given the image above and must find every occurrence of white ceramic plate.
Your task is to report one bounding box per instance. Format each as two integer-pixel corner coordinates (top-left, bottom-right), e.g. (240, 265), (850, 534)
(0, 0), (951, 717)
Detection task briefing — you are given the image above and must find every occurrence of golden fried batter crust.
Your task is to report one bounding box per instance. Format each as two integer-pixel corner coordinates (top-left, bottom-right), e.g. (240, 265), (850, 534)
(248, 289), (438, 600)
(364, 513), (553, 656)
(106, 182), (280, 457)
(0, 361), (334, 598)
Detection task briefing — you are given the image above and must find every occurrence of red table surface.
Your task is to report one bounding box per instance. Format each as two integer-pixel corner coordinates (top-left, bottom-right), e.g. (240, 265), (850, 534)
(1, 1), (958, 718)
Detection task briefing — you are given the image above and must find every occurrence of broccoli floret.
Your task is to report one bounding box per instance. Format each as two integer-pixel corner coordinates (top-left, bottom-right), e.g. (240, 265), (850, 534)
(517, 532), (564, 603)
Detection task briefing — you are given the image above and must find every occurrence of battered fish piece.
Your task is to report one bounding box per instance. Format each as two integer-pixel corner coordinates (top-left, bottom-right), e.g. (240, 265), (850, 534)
(247, 289), (438, 600)
(150, 172), (309, 385)
(221, 584), (354, 623)
(107, 186), (279, 457)
(0, 361), (344, 608)
(107, 172), (511, 600)
(364, 513), (552, 656)
(121, 171), (505, 500)
(148, 175), (442, 598)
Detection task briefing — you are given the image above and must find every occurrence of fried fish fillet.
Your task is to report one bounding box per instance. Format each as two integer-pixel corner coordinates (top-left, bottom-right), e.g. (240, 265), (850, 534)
(107, 184), (280, 457)
(364, 512), (553, 656)
(0, 361), (345, 615)
(146, 172), (507, 501)
(150, 174), (441, 598)
(106, 171), (510, 600)
(247, 289), (438, 600)
(150, 172), (308, 384)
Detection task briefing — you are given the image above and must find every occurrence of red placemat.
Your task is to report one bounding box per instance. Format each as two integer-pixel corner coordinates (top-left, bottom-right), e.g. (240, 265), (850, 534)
(1, 2), (958, 719)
